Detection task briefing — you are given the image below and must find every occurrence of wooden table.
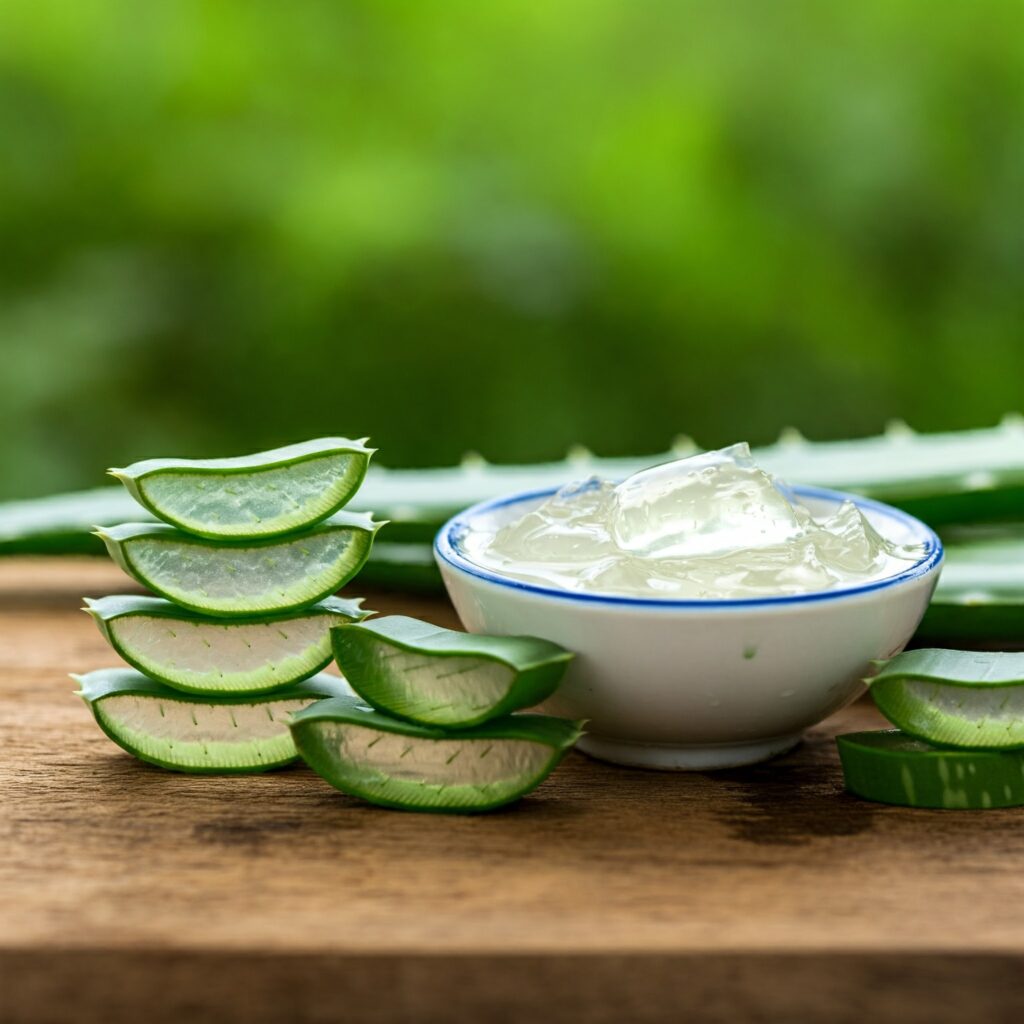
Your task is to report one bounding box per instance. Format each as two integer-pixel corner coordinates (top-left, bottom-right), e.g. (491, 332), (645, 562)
(2, 558), (1022, 1024)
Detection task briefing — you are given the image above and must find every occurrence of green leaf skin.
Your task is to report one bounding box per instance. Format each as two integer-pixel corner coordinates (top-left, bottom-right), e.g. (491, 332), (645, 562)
(868, 649), (1024, 750)
(290, 695), (584, 813)
(95, 515), (384, 617)
(354, 541), (444, 592)
(110, 438), (376, 540)
(916, 534), (1024, 643)
(837, 730), (1024, 809)
(917, 599), (1024, 644)
(84, 594), (371, 695)
(331, 616), (573, 728)
(74, 668), (352, 774)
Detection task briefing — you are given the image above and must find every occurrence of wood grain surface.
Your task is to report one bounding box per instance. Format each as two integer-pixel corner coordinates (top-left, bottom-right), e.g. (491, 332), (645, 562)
(1, 558), (1022, 1024)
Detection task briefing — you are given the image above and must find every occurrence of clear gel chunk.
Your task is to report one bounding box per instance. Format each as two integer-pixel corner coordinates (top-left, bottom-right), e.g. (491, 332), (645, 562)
(610, 443), (805, 558)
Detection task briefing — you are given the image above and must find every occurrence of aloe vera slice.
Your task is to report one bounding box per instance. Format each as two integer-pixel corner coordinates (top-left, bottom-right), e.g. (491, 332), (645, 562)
(290, 696), (583, 812)
(868, 649), (1024, 750)
(109, 438), (375, 539)
(95, 514), (382, 617)
(836, 729), (1024, 808)
(84, 594), (370, 694)
(331, 616), (573, 727)
(75, 668), (351, 773)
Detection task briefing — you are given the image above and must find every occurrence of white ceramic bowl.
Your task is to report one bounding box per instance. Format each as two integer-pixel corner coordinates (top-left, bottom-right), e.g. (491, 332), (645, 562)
(434, 485), (943, 770)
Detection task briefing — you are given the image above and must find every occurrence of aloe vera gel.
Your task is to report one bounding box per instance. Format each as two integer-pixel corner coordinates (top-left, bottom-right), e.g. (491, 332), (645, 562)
(78, 438), (381, 773)
(465, 444), (923, 599)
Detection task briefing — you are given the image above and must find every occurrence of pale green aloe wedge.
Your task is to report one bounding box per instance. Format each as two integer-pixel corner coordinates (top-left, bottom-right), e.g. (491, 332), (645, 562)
(95, 514), (383, 617)
(868, 649), (1024, 750)
(290, 695), (584, 812)
(837, 730), (1024, 809)
(75, 668), (351, 773)
(84, 594), (371, 695)
(110, 438), (375, 539)
(331, 616), (573, 727)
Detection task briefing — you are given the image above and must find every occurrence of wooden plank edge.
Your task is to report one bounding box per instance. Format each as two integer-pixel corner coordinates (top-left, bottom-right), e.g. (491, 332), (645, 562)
(2, 949), (1022, 1024)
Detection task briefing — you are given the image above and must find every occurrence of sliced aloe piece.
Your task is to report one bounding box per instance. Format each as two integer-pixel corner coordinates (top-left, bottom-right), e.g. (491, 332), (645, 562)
(95, 514), (382, 617)
(110, 438), (375, 539)
(290, 696), (583, 812)
(837, 729), (1024, 808)
(75, 668), (351, 773)
(868, 649), (1024, 750)
(331, 616), (573, 727)
(84, 594), (371, 695)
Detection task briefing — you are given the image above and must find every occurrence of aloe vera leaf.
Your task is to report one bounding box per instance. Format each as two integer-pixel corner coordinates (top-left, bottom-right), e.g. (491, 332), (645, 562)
(331, 616), (573, 727)
(0, 487), (136, 555)
(84, 594), (370, 694)
(754, 417), (1024, 516)
(95, 515), (383, 617)
(354, 540), (444, 591)
(836, 729), (1024, 808)
(359, 418), (1024, 525)
(290, 695), (583, 812)
(916, 600), (1024, 644)
(335, 614), (577, 729)
(110, 438), (375, 540)
(74, 668), (351, 773)
(915, 536), (1024, 643)
(933, 536), (1024, 598)
(868, 649), (1024, 750)
(6, 418), (1024, 558)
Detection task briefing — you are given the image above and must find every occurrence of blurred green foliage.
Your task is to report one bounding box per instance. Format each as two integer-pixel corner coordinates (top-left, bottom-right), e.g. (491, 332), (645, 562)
(0, 0), (1022, 500)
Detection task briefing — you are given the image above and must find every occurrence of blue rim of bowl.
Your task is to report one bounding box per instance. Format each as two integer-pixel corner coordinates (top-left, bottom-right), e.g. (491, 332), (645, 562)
(434, 484), (944, 609)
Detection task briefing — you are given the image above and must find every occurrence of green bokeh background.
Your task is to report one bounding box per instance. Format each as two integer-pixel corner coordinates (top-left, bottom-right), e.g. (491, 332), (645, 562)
(1, 1), (1022, 500)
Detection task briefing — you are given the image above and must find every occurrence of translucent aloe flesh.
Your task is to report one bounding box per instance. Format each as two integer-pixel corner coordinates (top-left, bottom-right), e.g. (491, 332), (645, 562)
(291, 696), (583, 812)
(95, 514), (382, 617)
(110, 438), (375, 539)
(84, 594), (370, 694)
(331, 616), (573, 727)
(837, 730), (1024, 809)
(869, 649), (1024, 750)
(75, 668), (351, 773)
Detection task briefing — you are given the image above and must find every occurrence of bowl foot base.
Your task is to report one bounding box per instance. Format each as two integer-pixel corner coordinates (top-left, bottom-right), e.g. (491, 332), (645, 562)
(577, 733), (802, 771)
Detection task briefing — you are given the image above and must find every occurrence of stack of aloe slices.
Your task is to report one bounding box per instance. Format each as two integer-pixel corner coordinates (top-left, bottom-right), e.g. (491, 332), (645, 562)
(837, 649), (1024, 809)
(77, 439), (383, 773)
(290, 616), (582, 812)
